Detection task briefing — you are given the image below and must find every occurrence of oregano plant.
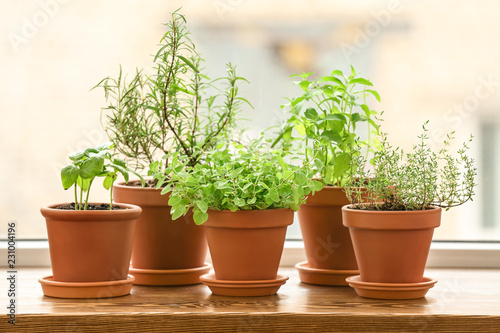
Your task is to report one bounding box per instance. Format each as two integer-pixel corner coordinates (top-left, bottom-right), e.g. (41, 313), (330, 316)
(345, 122), (477, 211)
(94, 9), (251, 175)
(272, 66), (381, 186)
(61, 143), (144, 210)
(151, 142), (324, 224)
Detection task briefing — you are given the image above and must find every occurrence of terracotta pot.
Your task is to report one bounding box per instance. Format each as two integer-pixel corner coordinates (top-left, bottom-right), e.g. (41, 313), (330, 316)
(298, 186), (358, 270)
(342, 205), (441, 283)
(113, 182), (208, 269)
(41, 202), (141, 282)
(203, 209), (293, 281)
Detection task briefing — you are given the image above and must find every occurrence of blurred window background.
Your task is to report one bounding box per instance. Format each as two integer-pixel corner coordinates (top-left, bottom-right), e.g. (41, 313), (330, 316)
(1, 0), (499, 241)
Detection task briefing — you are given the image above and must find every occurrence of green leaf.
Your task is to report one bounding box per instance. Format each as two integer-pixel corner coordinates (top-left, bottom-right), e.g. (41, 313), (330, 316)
(299, 80), (311, 92)
(321, 130), (342, 143)
(295, 123), (306, 136)
(276, 155), (289, 171)
(350, 78), (373, 86)
(80, 156), (105, 179)
(304, 108), (318, 120)
(77, 176), (92, 192)
(178, 55), (199, 73)
(350, 113), (364, 123)
(96, 142), (113, 151)
(322, 114), (346, 122)
(313, 158), (324, 170)
(269, 187), (280, 202)
(364, 89), (381, 102)
(171, 205), (187, 220)
(296, 170), (307, 185)
(110, 163), (129, 183)
(197, 200), (208, 213)
(318, 76), (345, 87)
(61, 165), (79, 190)
(193, 210), (209, 225)
(234, 198), (246, 207)
(333, 153), (351, 179)
(103, 173), (116, 190)
(113, 158), (127, 168)
(313, 180), (323, 191)
(68, 149), (86, 162)
(168, 195), (182, 206)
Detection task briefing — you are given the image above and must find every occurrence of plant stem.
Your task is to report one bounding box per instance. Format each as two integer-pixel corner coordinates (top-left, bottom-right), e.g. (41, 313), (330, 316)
(110, 182), (113, 210)
(74, 184), (79, 210)
(79, 187), (84, 210)
(84, 180), (93, 210)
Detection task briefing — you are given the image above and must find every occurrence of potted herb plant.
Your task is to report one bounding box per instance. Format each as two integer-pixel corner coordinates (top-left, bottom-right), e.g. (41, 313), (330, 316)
(94, 10), (251, 285)
(155, 142), (322, 296)
(39, 143), (143, 298)
(342, 122), (477, 299)
(272, 67), (381, 285)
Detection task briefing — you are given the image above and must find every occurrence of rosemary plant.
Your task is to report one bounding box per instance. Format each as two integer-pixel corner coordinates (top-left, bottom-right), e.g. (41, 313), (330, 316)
(94, 9), (251, 175)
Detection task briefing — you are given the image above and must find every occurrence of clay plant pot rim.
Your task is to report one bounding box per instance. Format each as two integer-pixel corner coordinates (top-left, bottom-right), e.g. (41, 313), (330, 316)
(41, 202), (142, 221)
(114, 180), (162, 193)
(342, 204), (441, 230)
(204, 208), (294, 229)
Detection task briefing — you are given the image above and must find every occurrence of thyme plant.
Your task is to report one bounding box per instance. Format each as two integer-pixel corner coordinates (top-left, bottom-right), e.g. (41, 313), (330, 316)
(272, 66), (381, 186)
(151, 142), (323, 224)
(61, 143), (144, 210)
(345, 122), (477, 211)
(94, 9), (250, 174)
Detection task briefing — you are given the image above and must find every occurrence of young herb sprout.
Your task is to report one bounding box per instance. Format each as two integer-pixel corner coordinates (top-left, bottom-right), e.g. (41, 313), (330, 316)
(60, 143), (144, 210)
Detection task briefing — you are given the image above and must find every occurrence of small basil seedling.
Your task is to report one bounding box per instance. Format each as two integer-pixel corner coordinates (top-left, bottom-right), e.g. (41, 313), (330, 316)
(60, 142), (144, 210)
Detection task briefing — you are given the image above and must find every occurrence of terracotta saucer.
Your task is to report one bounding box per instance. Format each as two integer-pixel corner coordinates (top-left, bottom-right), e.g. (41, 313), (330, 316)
(39, 275), (135, 299)
(295, 261), (359, 286)
(200, 273), (289, 296)
(129, 263), (212, 286)
(346, 275), (437, 299)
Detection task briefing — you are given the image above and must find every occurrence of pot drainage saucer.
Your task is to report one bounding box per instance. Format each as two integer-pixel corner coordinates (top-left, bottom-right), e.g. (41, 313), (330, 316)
(129, 262), (211, 286)
(200, 273), (289, 296)
(346, 275), (437, 299)
(295, 261), (359, 286)
(39, 275), (135, 299)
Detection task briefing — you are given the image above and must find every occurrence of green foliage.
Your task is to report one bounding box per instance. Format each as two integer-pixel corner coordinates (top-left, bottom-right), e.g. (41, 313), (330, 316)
(152, 142), (323, 224)
(94, 9), (251, 173)
(345, 122), (477, 211)
(61, 143), (144, 210)
(272, 66), (381, 186)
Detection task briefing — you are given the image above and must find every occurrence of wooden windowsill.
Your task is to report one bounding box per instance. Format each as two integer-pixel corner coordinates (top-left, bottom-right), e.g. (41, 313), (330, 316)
(3, 267), (500, 332)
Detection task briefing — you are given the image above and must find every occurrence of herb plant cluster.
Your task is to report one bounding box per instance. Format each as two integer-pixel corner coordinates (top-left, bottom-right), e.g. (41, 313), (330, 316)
(94, 9), (251, 174)
(61, 143), (143, 210)
(273, 66), (381, 187)
(345, 122), (477, 211)
(151, 143), (324, 224)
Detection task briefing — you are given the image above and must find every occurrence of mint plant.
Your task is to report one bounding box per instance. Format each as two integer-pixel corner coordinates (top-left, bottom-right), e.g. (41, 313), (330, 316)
(345, 122), (477, 211)
(61, 143), (144, 210)
(94, 9), (251, 175)
(151, 142), (324, 224)
(272, 66), (381, 186)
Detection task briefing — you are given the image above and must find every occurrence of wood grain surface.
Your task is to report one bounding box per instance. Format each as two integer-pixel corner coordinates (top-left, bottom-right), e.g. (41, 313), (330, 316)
(1, 267), (499, 332)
